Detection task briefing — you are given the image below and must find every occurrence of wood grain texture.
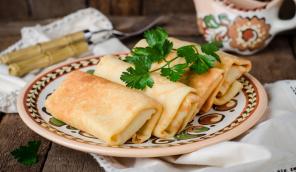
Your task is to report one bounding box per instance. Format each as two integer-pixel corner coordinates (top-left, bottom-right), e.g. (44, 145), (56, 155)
(247, 36), (296, 83)
(89, 0), (111, 14)
(0, 115), (51, 172)
(0, 15), (194, 37)
(0, 0), (295, 21)
(0, 113), (4, 122)
(111, 0), (141, 15)
(42, 144), (103, 172)
(0, 0), (29, 21)
(0, 35), (20, 53)
(292, 36), (296, 59)
(0, 19), (54, 37)
(111, 15), (199, 36)
(29, 0), (86, 19)
(142, 0), (195, 15)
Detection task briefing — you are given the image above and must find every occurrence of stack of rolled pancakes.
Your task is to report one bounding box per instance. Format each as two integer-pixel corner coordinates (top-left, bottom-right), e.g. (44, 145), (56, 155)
(45, 38), (251, 146)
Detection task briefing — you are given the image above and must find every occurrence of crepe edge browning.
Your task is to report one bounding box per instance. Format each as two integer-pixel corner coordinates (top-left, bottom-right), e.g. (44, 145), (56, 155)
(45, 70), (162, 146)
(95, 56), (200, 139)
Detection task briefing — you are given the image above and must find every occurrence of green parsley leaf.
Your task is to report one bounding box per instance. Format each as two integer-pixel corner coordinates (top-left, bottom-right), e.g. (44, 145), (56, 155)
(161, 63), (188, 82)
(124, 52), (153, 70)
(201, 41), (222, 62)
(190, 58), (210, 74)
(132, 47), (151, 56)
(177, 45), (198, 63)
(133, 56), (152, 71)
(133, 47), (163, 62)
(120, 67), (154, 90)
(160, 39), (173, 57)
(123, 55), (139, 64)
(144, 27), (168, 48)
(11, 140), (41, 166)
(142, 28), (172, 62)
(121, 27), (221, 90)
(199, 54), (217, 68)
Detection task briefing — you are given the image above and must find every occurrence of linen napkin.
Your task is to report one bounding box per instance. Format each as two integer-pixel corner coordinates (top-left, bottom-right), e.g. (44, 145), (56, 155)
(0, 8), (128, 113)
(92, 80), (296, 172)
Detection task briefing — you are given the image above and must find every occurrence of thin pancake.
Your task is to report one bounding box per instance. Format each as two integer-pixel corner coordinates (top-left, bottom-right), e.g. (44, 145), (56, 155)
(45, 71), (162, 146)
(95, 55), (199, 139)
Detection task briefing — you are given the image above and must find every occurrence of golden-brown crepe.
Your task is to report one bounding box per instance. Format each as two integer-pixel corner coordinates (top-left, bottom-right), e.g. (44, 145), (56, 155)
(215, 51), (251, 96)
(188, 68), (224, 113)
(214, 80), (243, 105)
(45, 71), (162, 146)
(94, 55), (199, 139)
(133, 37), (251, 113)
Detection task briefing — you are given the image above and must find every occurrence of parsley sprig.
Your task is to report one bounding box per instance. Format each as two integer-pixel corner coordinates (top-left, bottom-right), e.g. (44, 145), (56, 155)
(120, 27), (221, 90)
(11, 140), (41, 166)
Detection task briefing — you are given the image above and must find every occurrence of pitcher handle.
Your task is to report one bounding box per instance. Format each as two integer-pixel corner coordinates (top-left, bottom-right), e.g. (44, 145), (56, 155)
(273, 0), (296, 33)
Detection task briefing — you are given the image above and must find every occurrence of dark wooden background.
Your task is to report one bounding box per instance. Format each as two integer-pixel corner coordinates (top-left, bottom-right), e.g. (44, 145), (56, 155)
(0, 0), (295, 21)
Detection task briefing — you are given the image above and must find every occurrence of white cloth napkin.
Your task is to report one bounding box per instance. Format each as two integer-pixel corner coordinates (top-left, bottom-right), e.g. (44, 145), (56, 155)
(92, 80), (296, 172)
(0, 8), (128, 113)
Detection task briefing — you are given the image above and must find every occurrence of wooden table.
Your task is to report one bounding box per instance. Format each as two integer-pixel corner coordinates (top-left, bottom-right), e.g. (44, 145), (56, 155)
(1, 15), (296, 172)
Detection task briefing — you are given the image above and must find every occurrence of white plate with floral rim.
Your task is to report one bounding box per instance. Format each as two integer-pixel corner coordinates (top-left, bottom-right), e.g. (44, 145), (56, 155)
(17, 55), (268, 157)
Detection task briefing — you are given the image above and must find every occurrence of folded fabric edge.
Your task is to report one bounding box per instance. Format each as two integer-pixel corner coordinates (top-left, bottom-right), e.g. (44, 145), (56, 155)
(91, 154), (121, 172)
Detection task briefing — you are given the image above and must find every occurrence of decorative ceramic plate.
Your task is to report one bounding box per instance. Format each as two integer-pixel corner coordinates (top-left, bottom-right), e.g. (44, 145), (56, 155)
(17, 55), (268, 157)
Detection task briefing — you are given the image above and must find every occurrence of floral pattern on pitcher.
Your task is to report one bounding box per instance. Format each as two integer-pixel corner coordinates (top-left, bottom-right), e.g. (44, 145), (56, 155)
(198, 14), (231, 42)
(193, 0), (296, 55)
(228, 16), (271, 51)
(198, 14), (271, 52)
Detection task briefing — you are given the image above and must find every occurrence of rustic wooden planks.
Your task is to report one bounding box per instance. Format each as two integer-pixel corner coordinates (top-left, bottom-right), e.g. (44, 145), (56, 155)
(29, 0), (86, 19)
(0, 35), (20, 53)
(89, 0), (141, 15)
(111, 0), (141, 15)
(42, 144), (103, 172)
(89, 0), (111, 14)
(0, 113), (4, 122)
(0, 0), (29, 21)
(91, 0), (196, 16)
(292, 36), (296, 59)
(0, 115), (51, 172)
(247, 36), (296, 83)
(0, 20), (54, 38)
(111, 15), (199, 37)
(0, 0), (295, 20)
(142, 0), (196, 15)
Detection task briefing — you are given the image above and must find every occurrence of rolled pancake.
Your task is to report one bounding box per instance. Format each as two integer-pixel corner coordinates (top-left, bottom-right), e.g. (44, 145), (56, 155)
(188, 68), (224, 114)
(133, 37), (251, 113)
(215, 51), (251, 96)
(45, 71), (162, 146)
(95, 55), (199, 139)
(133, 38), (223, 113)
(214, 80), (243, 105)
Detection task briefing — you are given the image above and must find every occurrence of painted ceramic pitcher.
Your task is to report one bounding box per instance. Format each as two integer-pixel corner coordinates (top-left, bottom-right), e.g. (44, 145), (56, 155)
(193, 0), (296, 55)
